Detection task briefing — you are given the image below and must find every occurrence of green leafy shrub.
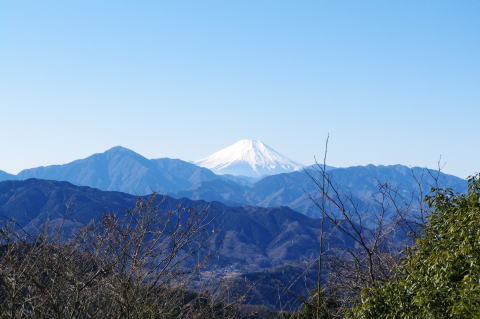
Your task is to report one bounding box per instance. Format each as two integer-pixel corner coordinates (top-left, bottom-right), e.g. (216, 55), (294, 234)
(350, 174), (480, 318)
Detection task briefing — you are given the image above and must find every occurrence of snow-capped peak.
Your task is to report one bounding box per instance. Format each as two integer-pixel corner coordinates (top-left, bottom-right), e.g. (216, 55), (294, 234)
(195, 139), (303, 178)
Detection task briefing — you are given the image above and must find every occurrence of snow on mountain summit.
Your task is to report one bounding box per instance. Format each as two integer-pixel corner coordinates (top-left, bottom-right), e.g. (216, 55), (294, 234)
(195, 139), (303, 178)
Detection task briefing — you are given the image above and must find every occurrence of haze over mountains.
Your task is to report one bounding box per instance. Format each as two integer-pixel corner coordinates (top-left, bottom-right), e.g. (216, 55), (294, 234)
(0, 140), (467, 218)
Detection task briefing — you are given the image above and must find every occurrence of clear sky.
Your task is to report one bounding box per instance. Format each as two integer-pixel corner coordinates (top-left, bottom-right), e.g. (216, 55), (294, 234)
(1, 1), (479, 178)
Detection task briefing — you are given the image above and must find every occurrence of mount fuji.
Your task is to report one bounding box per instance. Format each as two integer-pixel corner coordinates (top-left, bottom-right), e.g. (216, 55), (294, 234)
(195, 139), (303, 178)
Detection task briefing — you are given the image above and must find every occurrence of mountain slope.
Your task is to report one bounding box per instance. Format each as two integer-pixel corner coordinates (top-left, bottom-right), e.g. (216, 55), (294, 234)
(251, 164), (466, 216)
(177, 164), (467, 218)
(0, 179), (352, 271)
(17, 146), (219, 195)
(0, 179), (135, 229)
(174, 178), (247, 206)
(195, 140), (303, 178)
(5, 147), (468, 220)
(0, 170), (15, 182)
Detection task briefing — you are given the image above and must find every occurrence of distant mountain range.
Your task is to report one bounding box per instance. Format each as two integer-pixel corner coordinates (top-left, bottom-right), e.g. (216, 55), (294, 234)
(0, 178), (358, 310)
(0, 179), (352, 272)
(0, 178), (429, 310)
(0, 170), (14, 181)
(0, 146), (469, 310)
(14, 146), (218, 195)
(0, 144), (467, 218)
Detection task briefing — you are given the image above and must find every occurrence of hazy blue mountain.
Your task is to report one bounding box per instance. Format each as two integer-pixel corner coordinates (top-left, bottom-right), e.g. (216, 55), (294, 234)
(249, 165), (466, 217)
(174, 178), (247, 206)
(0, 179), (352, 271)
(221, 174), (260, 186)
(8, 146), (467, 220)
(0, 170), (15, 182)
(302, 165), (466, 216)
(151, 157), (218, 187)
(0, 179), (135, 230)
(178, 164), (467, 218)
(17, 146), (219, 195)
(320, 164), (465, 199)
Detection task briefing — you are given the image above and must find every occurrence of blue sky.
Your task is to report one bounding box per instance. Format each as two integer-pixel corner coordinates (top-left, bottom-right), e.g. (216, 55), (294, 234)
(1, 1), (479, 177)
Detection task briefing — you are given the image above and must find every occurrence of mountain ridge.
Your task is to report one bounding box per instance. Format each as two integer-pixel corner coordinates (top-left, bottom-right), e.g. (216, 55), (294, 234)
(1, 146), (467, 219)
(177, 164), (467, 218)
(0, 170), (14, 182)
(0, 178), (352, 271)
(16, 146), (220, 195)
